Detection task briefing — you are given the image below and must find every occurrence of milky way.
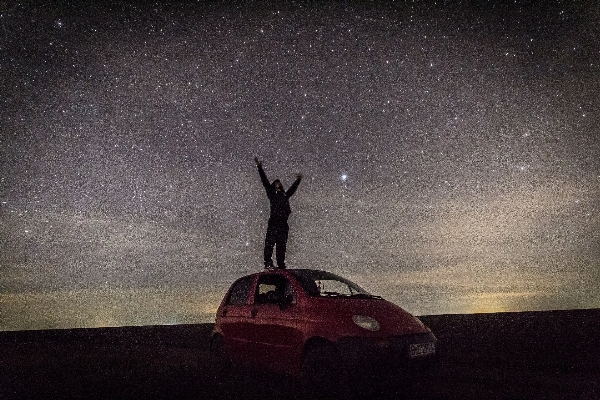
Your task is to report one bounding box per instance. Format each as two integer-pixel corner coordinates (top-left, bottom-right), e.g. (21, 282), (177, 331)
(1, 1), (599, 330)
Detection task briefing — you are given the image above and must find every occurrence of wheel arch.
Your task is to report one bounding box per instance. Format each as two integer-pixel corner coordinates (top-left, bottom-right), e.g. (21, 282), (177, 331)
(209, 331), (225, 351)
(301, 336), (336, 361)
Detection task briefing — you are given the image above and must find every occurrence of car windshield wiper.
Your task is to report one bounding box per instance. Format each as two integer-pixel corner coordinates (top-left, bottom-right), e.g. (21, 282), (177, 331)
(320, 291), (347, 297)
(349, 293), (382, 299)
(319, 292), (382, 299)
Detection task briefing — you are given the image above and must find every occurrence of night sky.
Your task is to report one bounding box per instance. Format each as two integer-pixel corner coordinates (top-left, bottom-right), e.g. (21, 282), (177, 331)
(1, 1), (599, 330)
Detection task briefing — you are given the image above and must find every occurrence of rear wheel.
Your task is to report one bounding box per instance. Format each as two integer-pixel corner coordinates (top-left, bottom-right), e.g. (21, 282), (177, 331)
(209, 334), (231, 379)
(301, 344), (346, 398)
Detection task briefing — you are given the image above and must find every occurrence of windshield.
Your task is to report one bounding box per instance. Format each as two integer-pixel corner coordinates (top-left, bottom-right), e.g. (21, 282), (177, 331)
(290, 269), (379, 298)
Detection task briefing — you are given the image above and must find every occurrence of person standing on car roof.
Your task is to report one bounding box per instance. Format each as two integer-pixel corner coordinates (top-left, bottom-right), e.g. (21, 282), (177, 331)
(254, 157), (302, 269)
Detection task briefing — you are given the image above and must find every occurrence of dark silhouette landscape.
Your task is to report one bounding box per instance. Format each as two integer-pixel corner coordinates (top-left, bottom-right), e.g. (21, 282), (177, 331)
(1, 309), (598, 399)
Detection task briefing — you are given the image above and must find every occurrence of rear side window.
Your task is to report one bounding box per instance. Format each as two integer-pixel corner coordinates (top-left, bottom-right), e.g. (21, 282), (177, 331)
(255, 275), (296, 305)
(226, 276), (254, 305)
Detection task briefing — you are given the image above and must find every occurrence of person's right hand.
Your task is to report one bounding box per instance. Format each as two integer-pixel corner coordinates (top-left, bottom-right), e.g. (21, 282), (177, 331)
(254, 157), (261, 166)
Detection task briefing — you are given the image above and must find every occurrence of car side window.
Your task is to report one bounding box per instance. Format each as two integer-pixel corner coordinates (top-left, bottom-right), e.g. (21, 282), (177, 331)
(226, 276), (254, 305)
(255, 275), (296, 305)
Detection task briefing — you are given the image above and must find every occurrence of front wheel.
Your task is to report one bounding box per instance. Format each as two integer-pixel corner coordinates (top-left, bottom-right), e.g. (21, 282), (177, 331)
(301, 344), (346, 398)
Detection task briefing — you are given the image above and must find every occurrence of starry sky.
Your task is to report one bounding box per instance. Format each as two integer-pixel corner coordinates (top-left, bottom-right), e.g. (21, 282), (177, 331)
(1, 1), (599, 330)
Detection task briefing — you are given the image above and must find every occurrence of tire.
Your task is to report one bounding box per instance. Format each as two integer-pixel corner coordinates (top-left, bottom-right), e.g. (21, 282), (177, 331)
(301, 344), (346, 398)
(209, 334), (231, 379)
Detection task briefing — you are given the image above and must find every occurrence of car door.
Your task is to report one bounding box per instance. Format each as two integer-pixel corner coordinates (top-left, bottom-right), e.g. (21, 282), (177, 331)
(218, 275), (256, 362)
(250, 274), (303, 372)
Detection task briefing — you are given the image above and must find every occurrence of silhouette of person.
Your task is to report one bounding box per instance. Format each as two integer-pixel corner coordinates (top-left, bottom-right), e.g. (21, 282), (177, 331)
(255, 157), (302, 269)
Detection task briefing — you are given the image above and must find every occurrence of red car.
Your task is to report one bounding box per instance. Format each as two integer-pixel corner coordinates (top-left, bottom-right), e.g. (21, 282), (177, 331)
(211, 268), (437, 393)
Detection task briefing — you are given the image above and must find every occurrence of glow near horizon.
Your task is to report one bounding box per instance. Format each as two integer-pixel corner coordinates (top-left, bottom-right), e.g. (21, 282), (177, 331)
(2, 263), (597, 331)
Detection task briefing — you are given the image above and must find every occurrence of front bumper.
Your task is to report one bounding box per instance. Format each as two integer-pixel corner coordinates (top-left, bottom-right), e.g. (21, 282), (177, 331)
(335, 332), (438, 368)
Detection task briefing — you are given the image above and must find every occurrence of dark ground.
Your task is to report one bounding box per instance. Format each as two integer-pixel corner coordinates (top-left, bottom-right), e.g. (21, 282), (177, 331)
(1, 309), (599, 399)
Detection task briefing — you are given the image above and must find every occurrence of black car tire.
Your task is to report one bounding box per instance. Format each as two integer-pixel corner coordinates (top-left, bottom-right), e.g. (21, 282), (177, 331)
(209, 334), (231, 379)
(301, 343), (346, 398)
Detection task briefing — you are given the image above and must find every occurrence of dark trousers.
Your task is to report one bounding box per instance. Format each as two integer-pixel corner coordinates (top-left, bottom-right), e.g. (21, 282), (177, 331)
(264, 218), (289, 268)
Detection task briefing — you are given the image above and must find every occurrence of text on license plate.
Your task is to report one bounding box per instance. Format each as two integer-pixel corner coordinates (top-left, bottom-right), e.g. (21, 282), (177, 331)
(409, 342), (435, 358)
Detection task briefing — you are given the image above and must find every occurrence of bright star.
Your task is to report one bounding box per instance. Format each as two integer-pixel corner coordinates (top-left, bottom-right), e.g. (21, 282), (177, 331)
(341, 174), (348, 181)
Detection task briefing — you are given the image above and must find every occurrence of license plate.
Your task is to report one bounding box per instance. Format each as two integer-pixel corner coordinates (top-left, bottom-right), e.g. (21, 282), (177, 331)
(409, 342), (435, 358)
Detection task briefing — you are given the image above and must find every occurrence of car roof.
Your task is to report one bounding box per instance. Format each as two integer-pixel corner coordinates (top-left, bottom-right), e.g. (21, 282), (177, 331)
(228, 268), (373, 297)
(233, 268), (329, 281)
(261, 268), (332, 277)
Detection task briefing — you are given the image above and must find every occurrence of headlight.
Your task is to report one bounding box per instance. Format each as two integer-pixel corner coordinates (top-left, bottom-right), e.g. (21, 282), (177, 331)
(352, 315), (380, 331)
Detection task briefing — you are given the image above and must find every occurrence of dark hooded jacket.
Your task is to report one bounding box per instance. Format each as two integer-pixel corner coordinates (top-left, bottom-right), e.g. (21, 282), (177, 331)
(258, 164), (301, 220)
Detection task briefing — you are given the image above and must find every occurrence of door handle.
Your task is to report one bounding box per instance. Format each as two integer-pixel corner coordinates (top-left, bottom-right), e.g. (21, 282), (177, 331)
(251, 308), (258, 318)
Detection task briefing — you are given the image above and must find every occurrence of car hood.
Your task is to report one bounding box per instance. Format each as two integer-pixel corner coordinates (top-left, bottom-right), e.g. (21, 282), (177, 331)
(305, 297), (430, 336)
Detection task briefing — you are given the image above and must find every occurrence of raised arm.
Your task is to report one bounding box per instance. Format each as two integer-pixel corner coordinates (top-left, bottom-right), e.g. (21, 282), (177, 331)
(255, 157), (271, 191)
(286, 173), (302, 197)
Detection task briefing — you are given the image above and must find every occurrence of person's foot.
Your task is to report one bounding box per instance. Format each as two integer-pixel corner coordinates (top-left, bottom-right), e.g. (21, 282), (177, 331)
(264, 260), (275, 269)
(277, 263), (286, 269)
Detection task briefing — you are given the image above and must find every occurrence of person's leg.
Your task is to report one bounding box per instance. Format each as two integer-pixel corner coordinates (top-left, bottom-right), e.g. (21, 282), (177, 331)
(275, 223), (289, 269)
(264, 224), (276, 268)
(275, 240), (286, 268)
